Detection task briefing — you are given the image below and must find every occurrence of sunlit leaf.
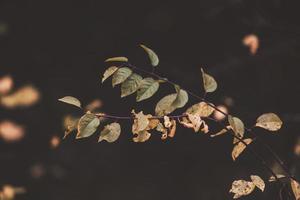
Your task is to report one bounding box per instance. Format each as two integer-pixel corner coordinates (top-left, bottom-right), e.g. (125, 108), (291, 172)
(121, 73), (143, 97)
(102, 66), (118, 83)
(250, 175), (265, 192)
(228, 115), (245, 144)
(186, 102), (215, 117)
(58, 96), (81, 108)
(255, 113), (283, 131)
(112, 67), (132, 87)
(232, 138), (252, 161)
(291, 179), (300, 200)
(105, 57), (128, 62)
(76, 113), (100, 139)
(201, 68), (217, 93)
(229, 180), (255, 199)
(98, 122), (121, 143)
(140, 44), (159, 66)
(133, 130), (151, 142)
(136, 78), (159, 102)
(131, 110), (151, 134)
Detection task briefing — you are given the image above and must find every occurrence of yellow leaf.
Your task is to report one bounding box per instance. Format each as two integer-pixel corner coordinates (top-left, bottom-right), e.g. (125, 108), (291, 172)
(232, 138), (252, 161)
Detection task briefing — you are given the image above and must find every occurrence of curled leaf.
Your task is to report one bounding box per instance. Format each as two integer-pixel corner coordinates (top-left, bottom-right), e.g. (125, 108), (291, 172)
(76, 113), (100, 139)
(179, 114), (203, 132)
(250, 175), (265, 192)
(168, 120), (177, 138)
(102, 66), (118, 83)
(163, 116), (172, 128)
(132, 110), (151, 134)
(228, 115), (245, 144)
(186, 102), (215, 117)
(255, 113), (283, 131)
(156, 122), (168, 140)
(140, 44), (159, 66)
(105, 57), (128, 62)
(232, 138), (252, 161)
(133, 130), (151, 142)
(121, 73), (143, 97)
(58, 96), (81, 108)
(229, 180), (255, 199)
(147, 119), (160, 130)
(98, 122), (121, 143)
(112, 67), (132, 87)
(136, 78), (159, 102)
(201, 68), (217, 93)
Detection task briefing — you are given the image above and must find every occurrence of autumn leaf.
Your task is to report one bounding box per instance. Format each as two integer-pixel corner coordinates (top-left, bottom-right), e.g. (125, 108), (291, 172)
(186, 102), (215, 117)
(232, 138), (252, 161)
(156, 122), (168, 140)
(63, 115), (79, 138)
(136, 78), (159, 102)
(250, 175), (265, 192)
(76, 113), (100, 139)
(132, 110), (151, 134)
(168, 120), (177, 138)
(105, 57), (128, 62)
(290, 179), (300, 200)
(58, 96), (82, 108)
(163, 116), (172, 128)
(229, 180), (255, 199)
(133, 130), (151, 142)
(102, 66), (118, 83)
(140, 44), (159, 67)
(121, 73), (143, 97)
(255, 113), (283, 131)
(98, 122), (121, 143)
(201, 68), (217, 93)
(112, 67), (132, 87)
(147, 119), (160, 130)
(179, 114), (202, 132)
(228, 115), (245, 144)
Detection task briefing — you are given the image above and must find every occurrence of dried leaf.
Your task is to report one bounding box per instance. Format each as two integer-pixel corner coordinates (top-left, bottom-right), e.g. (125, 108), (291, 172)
(156, 122), (168, 140)
(168, 120), (177, 138)
(112, 67), (132, 87)
(163, 116), (172, 128)
(291, 179), (300, 200)
(201, 68), (217, 93)
(147, 119), (160, 130)
(140, 44), (159, 67)
(58, 96), (81, 108)
(105, 57), (128, 62)
(232, 138), (252, 161)
(102, 66), (118, 83)
(255, 113), (283, 131)
(132, 110), (151, 134)
(179, 114), (202, 132)
(121, 73), (143, 97)
(136, 78), (159, 102)
(76, 113), (100, 139)
(98, 122), (121, 143)
(250, 175), (265, 192)
(63, 115), (79, 138)
(133, 130), (151, 142)
(186, 102), (215, 117)
(228, 115), (245, 144)
(229, 180), (256, 199)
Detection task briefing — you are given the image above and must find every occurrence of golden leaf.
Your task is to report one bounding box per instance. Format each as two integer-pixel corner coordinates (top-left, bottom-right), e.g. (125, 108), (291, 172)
(250, 175), (265, 192)
(291, 179), (300, 200)
(58, 96), (81, 108)
(105, 57), (128, 62)
(102, 66), (118, 83)
(179, 114), (204, 132)
(133, 130), (151, 142)
(255, 113), (283, 131)
(229, 180), (255, 199)
(232, 138), (252, 161)
(140, 44), (159, 67)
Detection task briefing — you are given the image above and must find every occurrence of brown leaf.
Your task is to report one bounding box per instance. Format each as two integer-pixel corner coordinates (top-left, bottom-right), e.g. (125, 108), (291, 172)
(232, 138), (253, 161)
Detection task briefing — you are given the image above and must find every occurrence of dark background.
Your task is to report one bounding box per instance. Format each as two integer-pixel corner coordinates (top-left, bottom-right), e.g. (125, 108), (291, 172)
(0, 0), (300, 199)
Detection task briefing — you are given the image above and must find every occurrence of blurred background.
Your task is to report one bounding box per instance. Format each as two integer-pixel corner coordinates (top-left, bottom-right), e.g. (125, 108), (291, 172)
(0, 0), (300, 199)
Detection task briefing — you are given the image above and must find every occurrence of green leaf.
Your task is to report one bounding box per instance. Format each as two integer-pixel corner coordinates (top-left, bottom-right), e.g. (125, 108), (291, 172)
(136, 78), (159, 102)
(58, 96), (82, 108)
(201, 68), (217, 93)
(171, 87), (188, 108)
(186, 102), (215, 117)
(76, 113), (100, 139)
(140, 44), (159, 67)
(228, 115), (245, 144)
(255, 113), (283, 131)
(105, 57), (128, 62)
(112, 67), (132, 87)
(98, 122), (121, 143)
(155, 93), (177, 116)
(102, 66), (118, 83)
(121, 73), (143, 97)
